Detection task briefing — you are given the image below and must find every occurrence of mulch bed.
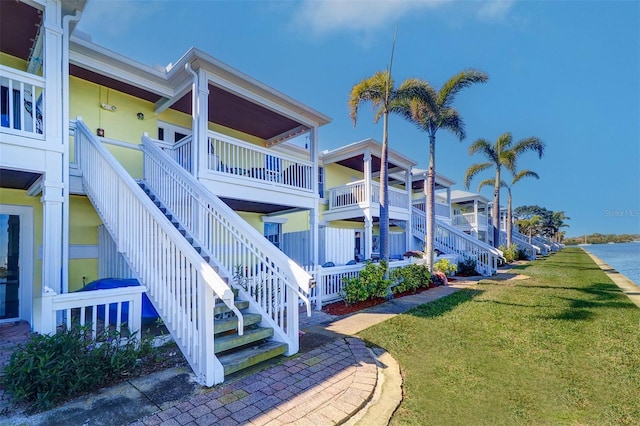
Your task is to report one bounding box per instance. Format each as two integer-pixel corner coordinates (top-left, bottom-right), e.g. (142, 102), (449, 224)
(323, 284), (443, 316)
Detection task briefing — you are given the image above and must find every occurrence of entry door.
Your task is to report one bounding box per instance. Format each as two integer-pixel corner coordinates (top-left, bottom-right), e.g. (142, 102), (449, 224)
(0, 206), (33, 323)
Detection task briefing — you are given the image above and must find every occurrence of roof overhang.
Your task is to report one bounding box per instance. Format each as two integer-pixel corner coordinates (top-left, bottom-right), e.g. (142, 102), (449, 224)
(450, 189), (490, 205)
(67, 39), (331, 143)
(411, 168), (457, 190)
(321, 138), (417, 175)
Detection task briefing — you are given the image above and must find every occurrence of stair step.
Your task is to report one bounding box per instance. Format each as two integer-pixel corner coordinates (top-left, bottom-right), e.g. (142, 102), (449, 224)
(214, 299), (250, 315)
(215, 312), (262, 334)
(215, 326), (274, 353)
(219, 340), (288, 376)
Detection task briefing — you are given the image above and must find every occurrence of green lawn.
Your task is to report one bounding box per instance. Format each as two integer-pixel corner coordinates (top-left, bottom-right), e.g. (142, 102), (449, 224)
(359, 248), (640, 425)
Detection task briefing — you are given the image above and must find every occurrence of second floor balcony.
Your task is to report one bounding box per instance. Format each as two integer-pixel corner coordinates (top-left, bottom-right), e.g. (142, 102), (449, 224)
(325, 180), (411, 222)
(1, 65), (45, 141)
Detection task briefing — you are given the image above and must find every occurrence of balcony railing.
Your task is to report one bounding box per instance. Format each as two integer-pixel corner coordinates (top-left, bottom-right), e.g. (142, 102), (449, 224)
(412, 198), (451, 218)
(329, 180), (409, 210)
(0, 65), (45, 139)
(208, 131), (313, 191)
(452, 213), (487, 227)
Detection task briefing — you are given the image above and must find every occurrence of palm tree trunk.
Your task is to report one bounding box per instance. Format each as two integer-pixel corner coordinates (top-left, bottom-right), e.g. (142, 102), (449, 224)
(493, 168), (501, 248)
(506, 188), (513, 247)
(379, 110), (389, 263)
(425, 134), (436, 273)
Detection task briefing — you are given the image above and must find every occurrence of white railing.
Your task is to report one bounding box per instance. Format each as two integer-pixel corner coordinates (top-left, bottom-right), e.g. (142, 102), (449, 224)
(160, 135), (193, 173)
(308, 260), (411, 307)
(74, 119), (238, 387)
(142, 134), (312, 354)
(328, 180), (409, 210)
(500, 230), (539, 260)
(412, 208), (502, 276)
(412, 198), (451, 218)
(38, 285), (145, 342)
(452, 213), (487, 228)
(0, 65), (45, 139)
(206, 131), (313, 191)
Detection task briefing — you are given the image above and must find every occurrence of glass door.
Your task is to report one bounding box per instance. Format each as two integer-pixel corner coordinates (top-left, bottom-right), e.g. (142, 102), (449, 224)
(0, 214), (20, 320)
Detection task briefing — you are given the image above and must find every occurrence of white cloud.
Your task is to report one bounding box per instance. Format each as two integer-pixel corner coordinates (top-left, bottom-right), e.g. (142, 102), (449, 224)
(76, 0), (166, 39)
(292, 0), (450, 37)
(291, 0), (517, 39)
(476, 0), (515, 21)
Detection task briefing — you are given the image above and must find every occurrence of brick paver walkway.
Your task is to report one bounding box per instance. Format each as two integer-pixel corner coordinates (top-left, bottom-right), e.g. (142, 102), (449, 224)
(131, 337), (377, 426)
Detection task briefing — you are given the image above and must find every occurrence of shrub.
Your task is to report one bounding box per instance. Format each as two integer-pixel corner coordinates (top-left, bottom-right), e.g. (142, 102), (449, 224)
(390, 264), (432, 294)
(499, 244), (522, 263)
(341, 261), (392, 304)
(434, 258), (457, 276)
(458, 256), (478, 276)
(1, 325), (153, 412)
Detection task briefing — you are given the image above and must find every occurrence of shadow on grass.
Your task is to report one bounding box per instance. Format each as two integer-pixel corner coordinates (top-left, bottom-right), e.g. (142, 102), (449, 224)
(550, 309), (595, 321)
(407, 288), (484, 319)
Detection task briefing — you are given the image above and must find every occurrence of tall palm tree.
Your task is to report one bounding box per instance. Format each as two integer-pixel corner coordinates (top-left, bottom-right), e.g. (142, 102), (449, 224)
(464, 132), (545, 248)
(391, 70), (488, 271)
(550, 211), (570, 243)
(348, 70), (396, 263)
(476, 169), (539, 247)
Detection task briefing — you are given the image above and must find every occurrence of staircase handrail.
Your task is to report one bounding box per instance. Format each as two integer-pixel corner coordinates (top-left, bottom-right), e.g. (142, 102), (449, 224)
(74, 119), (240, 386)
(412, 207), (502, 275)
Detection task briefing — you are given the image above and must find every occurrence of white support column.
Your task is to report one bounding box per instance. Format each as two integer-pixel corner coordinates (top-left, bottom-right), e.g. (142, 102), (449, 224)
(41, 178), (64, 295)
(473, 199), (479, 238)
(363, 148), (372, 204)
(196, 68), (210, 178)
(405, 166), (412, 253)
(364, 214), (373, 260)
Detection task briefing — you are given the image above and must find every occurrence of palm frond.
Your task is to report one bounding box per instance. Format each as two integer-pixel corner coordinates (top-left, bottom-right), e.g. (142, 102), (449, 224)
(463, 162), (492, 189)
(477, 178), (498, 192)
(468, 138), (493, 157)
(512, 136), (545, 159)
(512, 169), (539, 185)
(438, 108), (465, 141)
(348, 70), (392, 126)
(438, 69), (489, 109)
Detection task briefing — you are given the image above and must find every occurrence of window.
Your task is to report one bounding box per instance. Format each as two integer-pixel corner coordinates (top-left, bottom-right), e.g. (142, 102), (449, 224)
(264, 222), (281, 248)
(318, 167), (325, 198)
(157, 121), (191, 143)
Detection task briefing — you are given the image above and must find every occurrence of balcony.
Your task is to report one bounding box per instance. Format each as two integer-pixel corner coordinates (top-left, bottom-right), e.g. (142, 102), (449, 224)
(325, 180), (410, 222)
(159, 130), (316, 210)
(0, 65), (45, 140)
(412, 198), (451, 219)
(452, 213), (488, 230)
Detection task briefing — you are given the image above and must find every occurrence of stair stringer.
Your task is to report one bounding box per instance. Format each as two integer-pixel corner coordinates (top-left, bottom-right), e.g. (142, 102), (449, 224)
(74, 118), (235, 387)
(141, 183), (293, 353)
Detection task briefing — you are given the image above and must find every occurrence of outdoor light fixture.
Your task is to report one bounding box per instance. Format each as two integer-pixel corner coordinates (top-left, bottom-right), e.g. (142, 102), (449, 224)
(101, 103), (117, 112)
(137, 112), (144, 120)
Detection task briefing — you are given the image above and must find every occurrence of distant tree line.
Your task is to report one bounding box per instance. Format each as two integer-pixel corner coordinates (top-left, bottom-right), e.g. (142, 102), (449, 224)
(564, 233), (640, 245)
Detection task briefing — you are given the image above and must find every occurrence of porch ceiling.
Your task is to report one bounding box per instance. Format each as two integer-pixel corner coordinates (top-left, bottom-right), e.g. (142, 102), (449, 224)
(0, 169), (41, 190)
(0, 1), (41, 62)
(172, 84), (304, 141)
(220, 198), (293, 215)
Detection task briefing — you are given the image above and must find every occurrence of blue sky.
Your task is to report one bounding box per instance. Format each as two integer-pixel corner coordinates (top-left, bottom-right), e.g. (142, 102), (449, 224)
(77, 0), (640, 238)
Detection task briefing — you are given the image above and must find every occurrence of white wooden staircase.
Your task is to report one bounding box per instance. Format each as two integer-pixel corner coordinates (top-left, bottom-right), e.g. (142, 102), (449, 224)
(411, 207), (503, 276)
(74, 119), (311, 385)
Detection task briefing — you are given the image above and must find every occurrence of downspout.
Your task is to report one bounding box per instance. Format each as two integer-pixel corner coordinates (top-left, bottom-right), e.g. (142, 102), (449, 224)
(61, 10), (82, 294)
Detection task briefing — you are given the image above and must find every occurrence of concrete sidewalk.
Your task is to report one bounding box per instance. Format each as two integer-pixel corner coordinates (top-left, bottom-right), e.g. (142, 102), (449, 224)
(2, 279), (486, 426)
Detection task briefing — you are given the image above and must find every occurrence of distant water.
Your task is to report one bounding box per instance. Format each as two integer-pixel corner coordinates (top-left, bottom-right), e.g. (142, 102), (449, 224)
(582, 242), (640, 286)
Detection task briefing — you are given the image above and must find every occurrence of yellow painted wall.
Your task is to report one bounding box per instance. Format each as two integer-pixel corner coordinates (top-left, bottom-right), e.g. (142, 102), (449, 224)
(0, 53), (28, 71)
(68, 195), (102, 291)
(0, 189), (43, 295)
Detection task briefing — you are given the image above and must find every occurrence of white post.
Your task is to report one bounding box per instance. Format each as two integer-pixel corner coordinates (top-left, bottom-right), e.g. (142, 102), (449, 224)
(405, 166), (412, 254)
(363, 148), (372, 205)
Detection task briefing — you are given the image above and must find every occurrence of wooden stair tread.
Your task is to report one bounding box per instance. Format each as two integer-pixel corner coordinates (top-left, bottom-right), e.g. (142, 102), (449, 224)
(215, 326), (273, 353)
(219, 341), (288, 376)
(214, 299), (249, 315)
(214, 313), (262, 334)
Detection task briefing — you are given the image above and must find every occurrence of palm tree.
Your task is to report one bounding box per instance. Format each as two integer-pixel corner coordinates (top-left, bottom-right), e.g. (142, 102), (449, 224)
(391, 70), (488, 271)
(516, 215), (541, 244)
(476, 169), (539, 246)
(550, 211), (570, 243)
(464, 132), (545, 248)
(348, 70), (396, 264)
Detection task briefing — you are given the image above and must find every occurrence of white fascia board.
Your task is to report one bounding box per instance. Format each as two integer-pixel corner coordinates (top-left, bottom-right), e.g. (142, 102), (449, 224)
(69, 37), (173, 98)
(321, 138), (416, 170)
(170, 48), (331, 127)
(412, 169), (457, 187)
